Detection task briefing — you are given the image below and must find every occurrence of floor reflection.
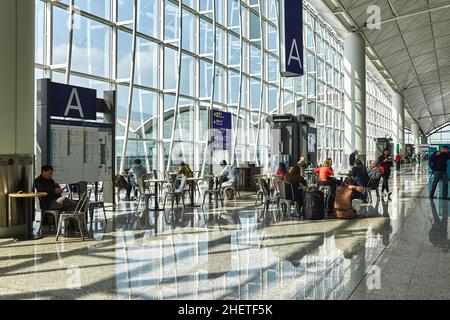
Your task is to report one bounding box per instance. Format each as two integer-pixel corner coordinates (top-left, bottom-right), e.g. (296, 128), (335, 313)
(0, 165), (438, 300)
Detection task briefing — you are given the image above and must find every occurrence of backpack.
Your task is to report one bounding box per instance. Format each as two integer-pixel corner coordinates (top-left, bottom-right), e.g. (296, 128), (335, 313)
(429, 152), (437, 171)
(114, 175), (128, 189)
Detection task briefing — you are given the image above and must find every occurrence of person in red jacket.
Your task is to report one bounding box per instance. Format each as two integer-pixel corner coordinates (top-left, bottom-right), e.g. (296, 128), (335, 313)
(314, 158), (336, 217)
(314, 158), (335, 182)
(395, 154), (401, 171)
(274, 162), (288, 180)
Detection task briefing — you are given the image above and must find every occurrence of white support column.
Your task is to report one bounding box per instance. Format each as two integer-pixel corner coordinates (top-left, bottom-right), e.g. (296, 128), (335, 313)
(0, 0), (35, 155)
(344, 32), (366, 166)
(392, 92), (405, 157)
(411, 121), (420, 155)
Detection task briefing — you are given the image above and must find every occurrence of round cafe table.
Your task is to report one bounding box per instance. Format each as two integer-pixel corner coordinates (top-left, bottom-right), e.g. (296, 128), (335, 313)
(8, 192), (47, 241)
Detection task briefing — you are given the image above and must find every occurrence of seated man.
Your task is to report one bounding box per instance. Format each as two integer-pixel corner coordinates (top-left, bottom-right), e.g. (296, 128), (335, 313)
(219, 160), (237, 199)
(34, 165), (77, 212)
(129, 159), (147, 197)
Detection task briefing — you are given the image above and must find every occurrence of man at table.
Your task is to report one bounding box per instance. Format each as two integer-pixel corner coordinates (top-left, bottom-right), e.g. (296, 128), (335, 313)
(34, 165), (77, 212)
(219, 160), (237, 199)
(128, 159), (147, 198)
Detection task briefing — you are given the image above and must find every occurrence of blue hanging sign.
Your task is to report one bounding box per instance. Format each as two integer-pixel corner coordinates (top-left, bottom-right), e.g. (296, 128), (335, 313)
(279, 0), (304, 77)
(49, 82), (97, 120)
(212, 110), (232, 151)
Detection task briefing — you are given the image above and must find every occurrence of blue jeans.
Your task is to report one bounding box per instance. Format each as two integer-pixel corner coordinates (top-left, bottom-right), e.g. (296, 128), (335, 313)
(430, 171), (448, 199)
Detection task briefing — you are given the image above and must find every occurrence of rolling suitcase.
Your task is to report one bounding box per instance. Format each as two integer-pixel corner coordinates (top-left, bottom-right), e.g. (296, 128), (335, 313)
(302, 187), (325, 220)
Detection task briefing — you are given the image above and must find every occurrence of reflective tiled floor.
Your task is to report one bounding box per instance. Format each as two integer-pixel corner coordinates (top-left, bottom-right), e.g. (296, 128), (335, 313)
(1, 164), (449, 300)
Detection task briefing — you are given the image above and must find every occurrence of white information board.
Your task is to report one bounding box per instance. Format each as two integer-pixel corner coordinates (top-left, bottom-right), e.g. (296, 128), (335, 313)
(49, 120), (113, 184)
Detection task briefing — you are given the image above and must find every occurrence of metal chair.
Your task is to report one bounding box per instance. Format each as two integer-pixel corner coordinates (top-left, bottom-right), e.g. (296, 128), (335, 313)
(275, 179), (300, 217)
(87, 182), (107, 224)
(202, 176), (225, 208)
(68, 181), (88, 201)
(56, 189), (92, 241)
(318, 184), (333, 216)
(367, 176), (381, 202)
(257, 176), (280, 216)
(136, 174), (157, 212)
(254, 175), (265, 205)
(114, 174), (129, 203)
(222, 168), (241, 200)
(163, 175), (186, 210)
(36, 200), (62, 235)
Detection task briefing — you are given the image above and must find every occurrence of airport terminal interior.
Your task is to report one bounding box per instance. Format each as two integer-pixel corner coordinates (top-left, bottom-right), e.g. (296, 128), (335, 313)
(0, 0), (450, 300)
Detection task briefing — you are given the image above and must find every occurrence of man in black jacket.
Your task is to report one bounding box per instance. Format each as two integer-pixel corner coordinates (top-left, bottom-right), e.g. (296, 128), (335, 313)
(429, 146), (450, 199)
(34, 165), (77, 211)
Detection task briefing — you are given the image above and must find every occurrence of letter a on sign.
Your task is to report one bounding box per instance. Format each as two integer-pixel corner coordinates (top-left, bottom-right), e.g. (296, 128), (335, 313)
(279, 0), (304, 77)
(288, 39), (302, 68)
(64, 88), (84, 118)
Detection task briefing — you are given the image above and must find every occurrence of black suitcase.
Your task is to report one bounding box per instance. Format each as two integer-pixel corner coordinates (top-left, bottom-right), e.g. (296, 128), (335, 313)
(302, 187), (325, 220)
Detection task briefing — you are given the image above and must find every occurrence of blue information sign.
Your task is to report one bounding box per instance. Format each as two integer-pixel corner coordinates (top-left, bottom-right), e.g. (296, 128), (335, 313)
(279, 0), (304, 77)
(212, 110), (232, 151)
(49, 82), (97, 120)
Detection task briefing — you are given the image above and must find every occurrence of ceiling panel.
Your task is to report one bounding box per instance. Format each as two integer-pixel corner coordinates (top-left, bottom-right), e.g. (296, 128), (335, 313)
(322, 0), (450, 134)
(390, 0), (429, 16)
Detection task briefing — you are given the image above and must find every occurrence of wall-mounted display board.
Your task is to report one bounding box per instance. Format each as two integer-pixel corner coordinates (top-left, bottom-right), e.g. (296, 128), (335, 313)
(49, 119), (113, 184)
(36, 79), (116, 203)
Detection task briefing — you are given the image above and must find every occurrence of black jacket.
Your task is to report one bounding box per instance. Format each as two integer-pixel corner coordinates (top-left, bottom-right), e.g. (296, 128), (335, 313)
(430, 151), (450, 172)
(34, 176), (60, 209)
(351, 165), (370, 186)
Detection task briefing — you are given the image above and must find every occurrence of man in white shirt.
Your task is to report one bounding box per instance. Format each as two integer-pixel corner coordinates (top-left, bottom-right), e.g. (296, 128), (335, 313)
(219, 160), (237, 199)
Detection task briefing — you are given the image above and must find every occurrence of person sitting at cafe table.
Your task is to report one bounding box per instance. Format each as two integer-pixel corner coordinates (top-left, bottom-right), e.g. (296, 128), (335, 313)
(297, 156), (308, 175)
(177, 161), (194, 179)
(219, 160), (237, 199)
(128, 159), (147, 198)
(34, 165), (78, 212)
(283, 165), (307, 187)
(350, 159), (370, 187)
(314, 158), (335, 183)
(274, 162), (288, 180)
(176, 161), (194, 189)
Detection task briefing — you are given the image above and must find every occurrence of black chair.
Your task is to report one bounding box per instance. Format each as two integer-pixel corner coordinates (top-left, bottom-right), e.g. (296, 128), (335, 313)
(257, 177), (280, 216)
(87, 182), (107, 224)
(254, 175), (265, 205)
(202, 176), (225, 208)
(318, 184), (333, 216)
(275, 180), (300, 217)
(37, 201), (62, 235)
(163, 175), (187, 210)
(136, 174), (158, 212)
(367, 176), (381, 202)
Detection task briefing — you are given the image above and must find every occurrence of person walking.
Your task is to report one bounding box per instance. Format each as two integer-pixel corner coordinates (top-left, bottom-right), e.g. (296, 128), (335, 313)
(429, 146), (450, 199)
(395, 154), (401, 172)
(378, 148), (393, 198)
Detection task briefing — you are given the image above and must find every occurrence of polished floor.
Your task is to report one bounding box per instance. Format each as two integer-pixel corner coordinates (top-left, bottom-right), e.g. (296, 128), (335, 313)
(0, 164), (449, 300)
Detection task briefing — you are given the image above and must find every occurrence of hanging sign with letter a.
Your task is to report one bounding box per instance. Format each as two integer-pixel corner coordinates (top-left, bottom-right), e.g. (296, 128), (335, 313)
(49, 82), (97, 120)
(279, 0), (304, 77)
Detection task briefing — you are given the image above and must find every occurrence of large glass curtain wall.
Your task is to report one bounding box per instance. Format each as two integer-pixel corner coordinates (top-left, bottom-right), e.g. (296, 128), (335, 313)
(366, 73), (393, 162)
(34, 0), (390, 173)
(428, 125), (450, 145)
